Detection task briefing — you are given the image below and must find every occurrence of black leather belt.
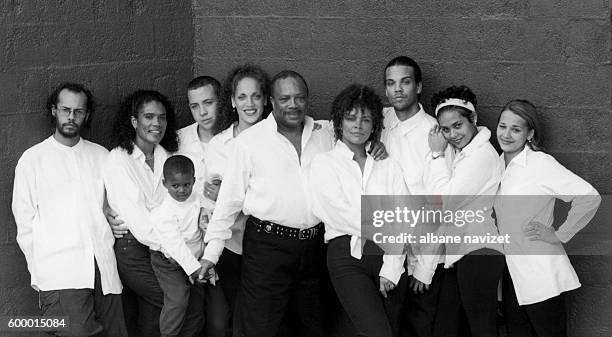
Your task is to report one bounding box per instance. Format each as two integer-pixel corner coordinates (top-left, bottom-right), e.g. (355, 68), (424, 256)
(248, 216), (323, 240)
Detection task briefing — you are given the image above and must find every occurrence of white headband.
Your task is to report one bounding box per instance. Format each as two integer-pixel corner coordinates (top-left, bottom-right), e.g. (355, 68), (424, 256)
(435, 98), (475, 116)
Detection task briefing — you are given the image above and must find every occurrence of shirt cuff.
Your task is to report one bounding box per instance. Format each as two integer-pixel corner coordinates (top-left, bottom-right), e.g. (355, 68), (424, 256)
(202, 239), (225, 265)
(411, 263), (436, 285)
(554, 230), (571, 244)
(379, 255), (405, 285)
(182, 258), (202, 276)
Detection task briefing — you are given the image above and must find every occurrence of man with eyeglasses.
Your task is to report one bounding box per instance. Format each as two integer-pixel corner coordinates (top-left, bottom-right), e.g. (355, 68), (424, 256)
(12, 82), (128, 337)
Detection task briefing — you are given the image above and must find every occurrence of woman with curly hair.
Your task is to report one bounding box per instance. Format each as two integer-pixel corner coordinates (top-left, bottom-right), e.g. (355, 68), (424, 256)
(202, 64), (271, 332)
(308, 84), (408, 337)
(424, 85), (505, 337)
(103, 90), (202, 337)
(495, 100), (600, 337)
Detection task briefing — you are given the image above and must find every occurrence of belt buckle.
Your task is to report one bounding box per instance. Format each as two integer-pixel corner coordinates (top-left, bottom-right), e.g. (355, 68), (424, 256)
(299, 228), (315, 240)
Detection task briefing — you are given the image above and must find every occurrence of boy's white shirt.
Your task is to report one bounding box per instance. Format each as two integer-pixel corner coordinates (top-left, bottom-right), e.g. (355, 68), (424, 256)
(151, 192), (205, 276)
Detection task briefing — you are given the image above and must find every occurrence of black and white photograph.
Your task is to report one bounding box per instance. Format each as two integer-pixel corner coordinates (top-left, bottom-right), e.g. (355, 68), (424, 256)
(1, 1), (611, 337)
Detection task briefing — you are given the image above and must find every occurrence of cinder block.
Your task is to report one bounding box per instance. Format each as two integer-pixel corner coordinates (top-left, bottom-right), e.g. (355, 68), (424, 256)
(538, 108), (612, 153)
(13, 25), (70, 67)
(479, 18), (568, 62)
(0, 71), (49, 116)
(571, 256), (612, 287)
(311, 0), (434, 18)
(154, 20), (194, 60)
(567, 19), (610, 63)
(70, 21), (155, 63)
(195, 0), (313, 18)
(115, 60), (193, 101)
(12, 0), (95, 24)
(566, 285), (612, 333)
(552, 152), (612, 193)
(0, 245), (30, 288)
(47, 65), (118, 108)
(311, 18), (399, 61)
(434, 0), (529, 18)
(194, 17), (313, 59)
(491, 63), (610, 107)
(116, 0), (191, 20)
(0, 27), (14, 72)
(529, 0), (610, 18)
(0, 286), (40, 316)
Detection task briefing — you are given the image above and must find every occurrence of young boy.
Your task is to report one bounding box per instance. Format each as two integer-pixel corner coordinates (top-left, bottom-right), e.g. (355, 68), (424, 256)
(150, 155), (215, 337)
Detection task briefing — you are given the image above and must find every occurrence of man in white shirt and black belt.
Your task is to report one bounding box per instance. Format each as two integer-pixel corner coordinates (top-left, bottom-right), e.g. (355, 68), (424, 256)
(12, 83), (127, 337)
(199, 70), (332, 337)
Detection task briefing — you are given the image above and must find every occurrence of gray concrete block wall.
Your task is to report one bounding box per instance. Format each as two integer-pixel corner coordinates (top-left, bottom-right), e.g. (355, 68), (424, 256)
(0, 1), (194, 332)
(193, 1), (611, 336)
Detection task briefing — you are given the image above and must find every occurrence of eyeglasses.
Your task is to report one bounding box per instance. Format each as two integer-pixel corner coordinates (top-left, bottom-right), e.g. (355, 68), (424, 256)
(55, 105), (87, 118)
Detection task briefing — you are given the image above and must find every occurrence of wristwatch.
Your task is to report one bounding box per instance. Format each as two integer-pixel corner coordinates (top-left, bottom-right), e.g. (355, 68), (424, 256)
(432, 151), (444, 159)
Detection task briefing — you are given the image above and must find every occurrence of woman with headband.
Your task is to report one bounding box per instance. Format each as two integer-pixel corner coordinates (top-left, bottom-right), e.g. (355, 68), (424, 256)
(495, 100), (600, 337)
(424, 85), (504, 337)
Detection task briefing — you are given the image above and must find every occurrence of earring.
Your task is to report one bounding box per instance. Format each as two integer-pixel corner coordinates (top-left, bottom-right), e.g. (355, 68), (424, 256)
(527, 138), (533, 143)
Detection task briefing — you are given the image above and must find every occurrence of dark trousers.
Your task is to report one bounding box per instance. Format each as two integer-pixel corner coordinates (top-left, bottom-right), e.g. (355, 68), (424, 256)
(502, 267), (567, 337)
(327, 236), (406, 337)
(203, 282), (230, 337)
(150, 250), (205, 337)
(215, 247), (242, 314)
(114, 236), (163, 337)
(38, 261), (128, 337)
(233, 217), (325, 337)
(209, 248), (240, 337)
(432, 249), (505, 337)
(402, 263), (445, 337)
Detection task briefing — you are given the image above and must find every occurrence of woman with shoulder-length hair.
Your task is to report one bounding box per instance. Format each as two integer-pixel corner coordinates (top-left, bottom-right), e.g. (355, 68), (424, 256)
(495, 99), (601, 337)
(201, 63), (271, 336)
(308, 84), (408, 337)
(103, 90), (202, 337)
(424, 85), (505, 337)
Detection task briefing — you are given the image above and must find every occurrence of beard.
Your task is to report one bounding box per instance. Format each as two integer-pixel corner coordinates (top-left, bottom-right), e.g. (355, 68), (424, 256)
(56, 121), (81, 138)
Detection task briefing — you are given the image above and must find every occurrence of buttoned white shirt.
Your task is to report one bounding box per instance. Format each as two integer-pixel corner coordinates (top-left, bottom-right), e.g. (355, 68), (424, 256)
(381, 105), (444, 283)
(382, 105), (438, 195)
(12, 136), (122, 294)
(495, 146), (601, 305)
(206, 125), (246, 255)
(103, 144), (169, 249)
(178, 123), (215, 209)
(424, 127), (504, 267)
(151, 193), (204, 276)
(202, 113), (334, 264)
(309, 141), (407, 284)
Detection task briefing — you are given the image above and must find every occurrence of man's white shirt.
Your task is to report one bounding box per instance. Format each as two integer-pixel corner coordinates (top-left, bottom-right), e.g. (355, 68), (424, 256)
(381, 105), (441, 284)
(12, 136), (122, 294)
(202, 113), (334, 264)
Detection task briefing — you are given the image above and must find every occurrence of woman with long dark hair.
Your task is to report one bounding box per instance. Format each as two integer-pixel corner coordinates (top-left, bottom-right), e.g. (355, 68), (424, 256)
(495, 99), (601, 337)
(104, 90), (203, 337)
